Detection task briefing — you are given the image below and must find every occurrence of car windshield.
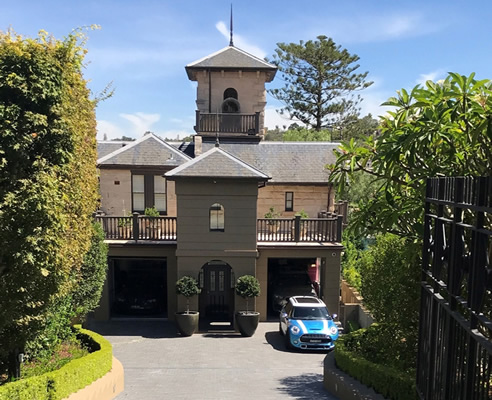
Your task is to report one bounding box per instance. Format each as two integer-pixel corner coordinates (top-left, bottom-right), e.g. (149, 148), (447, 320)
(292, 306), (331, 320)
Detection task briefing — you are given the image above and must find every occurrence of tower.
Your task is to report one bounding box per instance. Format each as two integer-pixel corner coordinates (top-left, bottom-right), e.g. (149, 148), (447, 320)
(186, 44), (277, 143)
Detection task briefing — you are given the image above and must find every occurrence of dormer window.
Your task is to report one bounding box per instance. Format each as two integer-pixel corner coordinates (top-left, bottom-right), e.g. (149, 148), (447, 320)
(210, 203), (225, 231)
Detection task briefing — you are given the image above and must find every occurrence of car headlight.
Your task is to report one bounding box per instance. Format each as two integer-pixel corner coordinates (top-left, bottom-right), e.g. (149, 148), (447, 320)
(290, 325), (300, 335)
(330, 326), (338, 335)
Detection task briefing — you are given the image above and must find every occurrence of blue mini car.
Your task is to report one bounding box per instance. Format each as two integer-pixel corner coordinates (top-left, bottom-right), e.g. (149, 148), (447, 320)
(279, 296), (339, 350)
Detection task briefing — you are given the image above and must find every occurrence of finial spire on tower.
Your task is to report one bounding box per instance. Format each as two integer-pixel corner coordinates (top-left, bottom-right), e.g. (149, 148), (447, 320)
(229, 4), (234, 46)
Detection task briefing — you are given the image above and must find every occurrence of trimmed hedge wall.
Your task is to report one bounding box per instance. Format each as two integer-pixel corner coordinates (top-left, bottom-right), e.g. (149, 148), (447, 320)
(0, 326), (112, 400)
(334, 335), (416, 400)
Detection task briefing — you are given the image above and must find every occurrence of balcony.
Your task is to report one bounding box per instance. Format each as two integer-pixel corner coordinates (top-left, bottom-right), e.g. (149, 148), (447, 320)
(194, 111), (260, 135)
(94, 215), (343, 244)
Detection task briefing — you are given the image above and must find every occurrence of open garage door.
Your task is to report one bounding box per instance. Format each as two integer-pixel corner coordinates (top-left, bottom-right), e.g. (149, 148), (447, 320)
(267, 258), (319, 319)
(111, 258), (167, 318)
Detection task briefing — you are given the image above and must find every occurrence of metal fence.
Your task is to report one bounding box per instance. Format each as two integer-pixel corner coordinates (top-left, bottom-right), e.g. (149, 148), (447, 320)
(417, 176), (492, 399)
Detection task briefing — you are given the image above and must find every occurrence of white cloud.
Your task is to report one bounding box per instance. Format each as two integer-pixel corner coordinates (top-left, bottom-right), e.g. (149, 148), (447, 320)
(317, 12), (443, 44)
(416, 69), (447, 85)
(120, 112), (161, 137)
(97, 120), (125, 140)
(215, 21), (266, 58)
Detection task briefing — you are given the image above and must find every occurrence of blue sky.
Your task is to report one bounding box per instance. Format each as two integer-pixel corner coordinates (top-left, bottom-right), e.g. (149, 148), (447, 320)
(2, 1), (492, 140)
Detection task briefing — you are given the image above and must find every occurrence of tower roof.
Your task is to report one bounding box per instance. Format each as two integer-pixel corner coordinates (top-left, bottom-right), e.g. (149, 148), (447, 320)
(186, 46), (277, 82)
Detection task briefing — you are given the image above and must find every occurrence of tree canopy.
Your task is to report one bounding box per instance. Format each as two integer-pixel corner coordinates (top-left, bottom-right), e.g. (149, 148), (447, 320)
(329, 72), (492, 239)
(0, 29), (99, 376)
(268, 35), (373, 131)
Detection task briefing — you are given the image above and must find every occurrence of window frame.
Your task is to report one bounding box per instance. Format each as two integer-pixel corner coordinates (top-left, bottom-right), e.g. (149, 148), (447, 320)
(131, 172), (167, 214)
(209, 203), (225, 232)
(285, 192), (294, 212)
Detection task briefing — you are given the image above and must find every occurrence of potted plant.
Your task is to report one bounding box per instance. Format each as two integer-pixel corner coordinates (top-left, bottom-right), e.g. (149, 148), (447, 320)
(264, 206), (281, 234)
(117, 212), (132, 238)
(175, 276), (201, 336)
(144, 206), (161, 238)
(235, 275), (261, 337)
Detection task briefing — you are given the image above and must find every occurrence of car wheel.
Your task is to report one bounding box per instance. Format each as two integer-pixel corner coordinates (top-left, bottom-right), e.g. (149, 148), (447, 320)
(279, 323), (284, 336)
(285, 331), (293, 350)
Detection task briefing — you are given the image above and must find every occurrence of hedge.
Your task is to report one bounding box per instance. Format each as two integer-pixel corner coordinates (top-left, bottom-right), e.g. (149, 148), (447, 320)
(0, 326), (112, 400)
(334, 334), (417, 400)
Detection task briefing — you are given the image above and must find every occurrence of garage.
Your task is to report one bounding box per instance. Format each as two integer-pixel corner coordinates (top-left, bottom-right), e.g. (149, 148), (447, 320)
(267, 257), (319, 318)
(110, 258), (167, 318)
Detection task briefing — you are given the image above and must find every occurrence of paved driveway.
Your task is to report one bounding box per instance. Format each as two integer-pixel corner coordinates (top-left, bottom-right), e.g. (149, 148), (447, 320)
(88, 320), (338, 400)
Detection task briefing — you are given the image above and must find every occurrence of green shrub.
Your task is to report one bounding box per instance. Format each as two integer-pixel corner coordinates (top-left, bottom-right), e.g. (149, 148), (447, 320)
(343, 324), (415, 372)
(72, 222), (109, 318)
(235, 275), (261, 313)
(0, 326), (112, 400)
(176, 276), (201, 313)
(344, 320), (360, 334)
(144, 206), (160, 217)
(335, 332), (417, 400)
(24, 296), (76, 363)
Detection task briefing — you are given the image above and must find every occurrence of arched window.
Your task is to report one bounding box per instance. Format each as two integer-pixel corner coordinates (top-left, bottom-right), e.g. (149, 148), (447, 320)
(222, 88), (240, 113)
(223, 88), (238, 100)
(210, 203), (225, 231)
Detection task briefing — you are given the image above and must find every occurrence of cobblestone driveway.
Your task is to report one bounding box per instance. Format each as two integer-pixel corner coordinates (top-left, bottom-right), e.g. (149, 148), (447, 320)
(88, 320), (338, 400)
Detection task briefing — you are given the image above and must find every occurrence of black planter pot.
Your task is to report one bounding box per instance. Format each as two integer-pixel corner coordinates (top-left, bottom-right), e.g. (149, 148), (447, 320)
(235, 311), (260, 337)
(175, 311), (199, 336)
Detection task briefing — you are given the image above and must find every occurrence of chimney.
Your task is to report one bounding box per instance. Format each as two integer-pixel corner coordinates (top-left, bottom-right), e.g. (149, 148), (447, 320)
(194, 135), (202, 156)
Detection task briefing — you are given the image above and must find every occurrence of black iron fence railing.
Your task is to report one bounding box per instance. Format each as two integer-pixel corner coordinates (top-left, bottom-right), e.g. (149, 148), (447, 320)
(94, 214), (343, 243)
(417, 176), (492, 400)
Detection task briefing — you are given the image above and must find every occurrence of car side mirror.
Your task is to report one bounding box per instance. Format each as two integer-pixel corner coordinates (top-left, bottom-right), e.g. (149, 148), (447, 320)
(332, 313), (338, 320)
(281, 312), (288, 319)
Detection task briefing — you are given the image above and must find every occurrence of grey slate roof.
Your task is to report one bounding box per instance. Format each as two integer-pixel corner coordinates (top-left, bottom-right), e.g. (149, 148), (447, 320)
(186, 46), (277, 82)
(97, 133), (191, 167)
(165, 147), (270, 180)
(201, 142), (339, 184)
(97, 141), (131, 159)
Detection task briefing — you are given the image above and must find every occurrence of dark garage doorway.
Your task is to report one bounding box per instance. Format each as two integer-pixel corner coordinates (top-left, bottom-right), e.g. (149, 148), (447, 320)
(111, 258), (167, 318)
(267, 258), (319, 319)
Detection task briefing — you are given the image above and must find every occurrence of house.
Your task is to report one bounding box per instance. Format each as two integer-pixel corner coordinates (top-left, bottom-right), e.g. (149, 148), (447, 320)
(93, 42), (344, 330)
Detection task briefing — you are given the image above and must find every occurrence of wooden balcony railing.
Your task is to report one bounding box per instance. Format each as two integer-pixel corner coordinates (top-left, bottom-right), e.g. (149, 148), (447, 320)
(95, 214), (343, 243)
(257, 215), (343, 243)
(94, 214), (177, 241)
(195, 111), (260, 135)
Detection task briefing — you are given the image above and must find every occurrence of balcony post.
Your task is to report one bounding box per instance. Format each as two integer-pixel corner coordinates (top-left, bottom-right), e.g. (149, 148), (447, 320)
(254, 112), (260, 134)
(132, 212), (139, 241)
(336, 215), (343, 242)
(294, 215), (301, 242)
(194, 110), (201, 133)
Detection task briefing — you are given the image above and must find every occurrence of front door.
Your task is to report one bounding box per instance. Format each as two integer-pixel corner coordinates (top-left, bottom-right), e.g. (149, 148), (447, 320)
(200, 263), (233, 329)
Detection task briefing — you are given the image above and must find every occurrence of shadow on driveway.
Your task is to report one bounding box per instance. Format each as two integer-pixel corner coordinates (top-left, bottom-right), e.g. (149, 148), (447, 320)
(278, 373), (330, 399)
(85, 319), (178, 339)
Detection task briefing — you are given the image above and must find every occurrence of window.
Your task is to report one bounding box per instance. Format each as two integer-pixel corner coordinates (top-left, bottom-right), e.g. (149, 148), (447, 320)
(223, 88), (238, 100)
(285, 192), (294, 211)
(132, 175), (145, 211)
(210, 203), (224, 231)
(132, 174), (167, 213)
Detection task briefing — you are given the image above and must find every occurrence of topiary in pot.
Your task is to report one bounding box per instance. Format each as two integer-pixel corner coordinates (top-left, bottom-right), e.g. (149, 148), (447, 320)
(175, 276), (201, 336)
(235, 275), (261, 337)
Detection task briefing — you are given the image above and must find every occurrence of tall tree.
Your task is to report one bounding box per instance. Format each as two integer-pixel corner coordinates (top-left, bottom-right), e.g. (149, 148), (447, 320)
(0, 29), (99, 377)
(329, 72), (492, 239)
(268, 35), (373, 131)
